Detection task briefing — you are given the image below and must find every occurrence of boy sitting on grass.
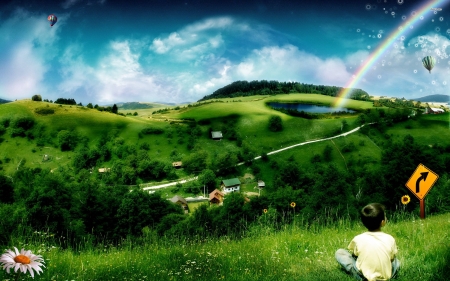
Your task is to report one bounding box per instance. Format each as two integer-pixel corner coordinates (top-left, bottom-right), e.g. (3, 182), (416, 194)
(335, 203), (400, 281)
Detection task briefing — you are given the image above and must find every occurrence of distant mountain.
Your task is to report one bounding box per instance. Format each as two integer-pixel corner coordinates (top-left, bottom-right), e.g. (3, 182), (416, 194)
(118, 102), (154, 110)
(414, 94), (450, 103)
(0, 98), (11, 104)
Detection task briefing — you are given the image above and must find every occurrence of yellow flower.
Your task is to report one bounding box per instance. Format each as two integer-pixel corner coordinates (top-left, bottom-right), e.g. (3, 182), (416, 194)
(263, 209), (268, 213)
(290, 202), (296, 208)
(401, 195), (411, 205)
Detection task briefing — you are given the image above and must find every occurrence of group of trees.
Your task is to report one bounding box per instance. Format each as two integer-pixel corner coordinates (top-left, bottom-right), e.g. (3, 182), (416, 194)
(1, 131), (449, 246)
(1, 101), (450, 247)
(199, 80), (370, 102)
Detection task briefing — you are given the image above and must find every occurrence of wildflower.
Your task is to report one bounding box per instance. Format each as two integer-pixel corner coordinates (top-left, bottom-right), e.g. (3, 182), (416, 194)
(263, 209), (268, 214)
(401, 195), (411, 205)
(0, 247), (45, 278)
(290, 202), (296, 208)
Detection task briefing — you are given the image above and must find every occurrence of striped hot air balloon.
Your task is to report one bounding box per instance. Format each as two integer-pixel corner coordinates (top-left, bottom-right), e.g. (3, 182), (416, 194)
(47, 14), (57, 27)
(422, 56), (436, 74)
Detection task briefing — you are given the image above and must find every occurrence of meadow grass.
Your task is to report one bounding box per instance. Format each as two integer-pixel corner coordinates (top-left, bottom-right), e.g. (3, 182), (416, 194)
(1, 212), (448, 281)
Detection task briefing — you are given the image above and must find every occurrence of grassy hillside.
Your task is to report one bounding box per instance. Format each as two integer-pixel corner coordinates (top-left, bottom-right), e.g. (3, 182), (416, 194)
(0, 96), (448, 180)
(1, 212), (448, 281)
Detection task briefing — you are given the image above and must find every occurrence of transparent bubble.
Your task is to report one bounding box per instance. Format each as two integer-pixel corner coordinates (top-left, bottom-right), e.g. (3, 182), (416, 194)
(391, 12), (395, 16)
(367, 45), (371, 49)
(372, 5), (377, 9)
(385, 11), (388, 14)
(415, 44), (418, 47)
(394, 44), (398, 48)
(409, 25), (413, 29)
(413, 69), (417, 73)
(357, 29), (360, 32)
(447, 29), (450, 34)
(436, 27), (440, 32)
(420, 16), (424, 20)
(411, 11), (416, 16)
(434, 11), (437, 15)
(400, 36), (405, 41)
(379, 29), (384, 34)
(378, 34), (382, 38)
(398, 26), (403, 31)
(366, 4), (371, 10)
(432, 81), (436, 85)
(369, 35), (371, 37)
(432, 19), (435, 22)
(448, 61), (450, 65)
(402, 15), (406, 20)
(377, 75), (382, 79)
(419, 36), (424, 42)
(443, 81), (447, 85)
(397, 0), (403, 4)
(439, 17), (444, 21)
(382, 60), (385, 63)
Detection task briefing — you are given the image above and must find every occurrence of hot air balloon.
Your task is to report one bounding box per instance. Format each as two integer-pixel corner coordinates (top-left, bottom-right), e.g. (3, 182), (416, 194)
(47, 14), (57, 27)
(422, 56), (436, 73)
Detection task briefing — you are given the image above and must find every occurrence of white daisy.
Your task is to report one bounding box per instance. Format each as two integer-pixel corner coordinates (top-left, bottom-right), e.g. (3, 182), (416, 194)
(0, 247), (45, 278)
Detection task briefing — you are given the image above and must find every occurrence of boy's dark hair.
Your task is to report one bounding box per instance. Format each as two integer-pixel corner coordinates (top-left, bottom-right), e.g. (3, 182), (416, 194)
(361, 203), (386, 231)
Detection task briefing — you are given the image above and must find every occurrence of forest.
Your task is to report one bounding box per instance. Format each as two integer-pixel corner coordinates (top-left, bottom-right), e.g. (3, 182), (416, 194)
(198, 80), (371, 102)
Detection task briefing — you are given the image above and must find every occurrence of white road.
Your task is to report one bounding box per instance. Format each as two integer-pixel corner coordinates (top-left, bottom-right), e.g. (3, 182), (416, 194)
(142, 123), (374, 190)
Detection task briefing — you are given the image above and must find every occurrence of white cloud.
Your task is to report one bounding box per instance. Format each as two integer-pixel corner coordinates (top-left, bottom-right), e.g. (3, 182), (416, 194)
(0, 9), (60, 100)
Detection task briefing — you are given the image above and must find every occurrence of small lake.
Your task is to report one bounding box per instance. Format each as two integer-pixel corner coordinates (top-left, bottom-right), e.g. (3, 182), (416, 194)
(267, 102), (356, 114)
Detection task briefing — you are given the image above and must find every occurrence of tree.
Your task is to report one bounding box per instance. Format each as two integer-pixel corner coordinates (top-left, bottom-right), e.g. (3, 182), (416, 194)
(115, 190), (181, 238)
(112, 104), (118, 114)
(268, 116), (283, 132)
(198, 169), (216, 192)
(31, 95), (42, 101)
(86, 103), (93, 109)
(323, 144), (333, 162)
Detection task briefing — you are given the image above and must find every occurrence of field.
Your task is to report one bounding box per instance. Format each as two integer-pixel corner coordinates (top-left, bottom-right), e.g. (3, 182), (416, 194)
(1, 212), (448, 281)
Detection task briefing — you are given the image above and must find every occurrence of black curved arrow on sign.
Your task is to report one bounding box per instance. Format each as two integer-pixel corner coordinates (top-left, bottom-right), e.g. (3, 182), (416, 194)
(416, 172), (429, 193)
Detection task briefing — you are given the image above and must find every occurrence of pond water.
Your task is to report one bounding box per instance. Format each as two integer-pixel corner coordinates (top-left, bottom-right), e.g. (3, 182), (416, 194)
(267, 102), (356, 114)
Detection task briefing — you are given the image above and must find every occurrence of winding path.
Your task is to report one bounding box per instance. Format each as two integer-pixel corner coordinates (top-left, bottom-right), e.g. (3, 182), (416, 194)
(142, 123), (374, 191)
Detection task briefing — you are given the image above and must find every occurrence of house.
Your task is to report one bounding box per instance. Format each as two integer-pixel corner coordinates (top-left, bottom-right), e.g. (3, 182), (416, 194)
(221, 178), (241, 193)
(258, 180), (265, 189)
(425, 107), (445, 114)
(211, 131), (223, 140)
(209, 189), (224, 205)
(98, 168), (111, 173)
(170, 195), (189, 213)
(172, 161), (183, 169)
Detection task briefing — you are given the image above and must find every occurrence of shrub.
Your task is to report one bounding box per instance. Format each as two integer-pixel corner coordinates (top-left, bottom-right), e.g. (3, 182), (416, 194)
(31, 94), (42, 101)
(268, 116), (283, 132)
(141, 127), (164, 135)
(11, 116), (35, 130)
(35, 108), (55, 115)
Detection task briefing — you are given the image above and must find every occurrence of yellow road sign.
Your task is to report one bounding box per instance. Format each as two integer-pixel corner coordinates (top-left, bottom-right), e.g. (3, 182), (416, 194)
(405, 163), (439, 200)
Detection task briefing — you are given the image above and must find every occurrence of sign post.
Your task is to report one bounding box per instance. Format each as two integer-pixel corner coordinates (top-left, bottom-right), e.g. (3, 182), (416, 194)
(405, 163), (439, 219)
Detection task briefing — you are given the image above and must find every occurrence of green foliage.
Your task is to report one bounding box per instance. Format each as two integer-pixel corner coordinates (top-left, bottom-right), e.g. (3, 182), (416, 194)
(57, 130), (79, 151)
(268, 115), (283, 132)
(140, 127), (164, 135)
(115, 190), (182, 238)
(31, 94), (42, 101)
(35, 107), (55, 115)
(323, 144), (333, 161)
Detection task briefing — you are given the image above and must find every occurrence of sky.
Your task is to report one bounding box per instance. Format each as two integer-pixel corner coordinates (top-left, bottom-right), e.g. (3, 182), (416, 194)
(0, 0), (450, 105)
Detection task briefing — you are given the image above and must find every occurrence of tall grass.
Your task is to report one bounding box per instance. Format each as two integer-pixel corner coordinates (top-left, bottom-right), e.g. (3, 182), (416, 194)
(1, 211), (448, 281)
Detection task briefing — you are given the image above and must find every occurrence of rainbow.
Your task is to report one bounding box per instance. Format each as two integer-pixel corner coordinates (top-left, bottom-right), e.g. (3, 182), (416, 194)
(332, 0), (450, 108)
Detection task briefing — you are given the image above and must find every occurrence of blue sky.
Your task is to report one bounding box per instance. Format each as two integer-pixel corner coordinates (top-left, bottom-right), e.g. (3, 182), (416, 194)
(0, 0), (449, 105)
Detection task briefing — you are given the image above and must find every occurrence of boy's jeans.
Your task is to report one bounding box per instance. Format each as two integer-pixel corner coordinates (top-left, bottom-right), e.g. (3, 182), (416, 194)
(335, 249), (400, 281)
